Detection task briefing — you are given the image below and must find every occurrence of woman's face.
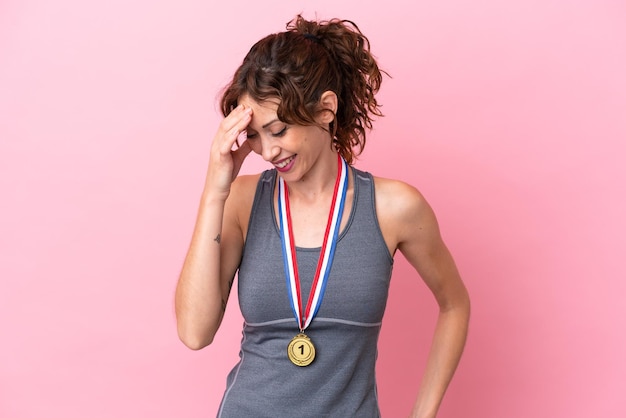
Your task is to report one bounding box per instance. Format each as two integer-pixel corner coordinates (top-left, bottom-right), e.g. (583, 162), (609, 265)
(239, 94), (334, 183)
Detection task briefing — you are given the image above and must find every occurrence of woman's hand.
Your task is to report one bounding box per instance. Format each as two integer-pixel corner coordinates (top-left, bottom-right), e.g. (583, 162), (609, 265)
(205, 104), (254, 201)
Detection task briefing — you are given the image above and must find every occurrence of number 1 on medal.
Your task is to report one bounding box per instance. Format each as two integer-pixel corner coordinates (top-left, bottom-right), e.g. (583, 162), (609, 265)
(288, 333), (316, 366)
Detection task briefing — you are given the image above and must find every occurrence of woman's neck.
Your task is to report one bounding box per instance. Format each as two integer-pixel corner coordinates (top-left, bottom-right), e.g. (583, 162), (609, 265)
(284, 150), (341, 202)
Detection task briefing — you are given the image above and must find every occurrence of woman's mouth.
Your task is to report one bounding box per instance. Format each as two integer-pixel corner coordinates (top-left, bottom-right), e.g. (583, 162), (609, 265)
(274, 155), (296, 172)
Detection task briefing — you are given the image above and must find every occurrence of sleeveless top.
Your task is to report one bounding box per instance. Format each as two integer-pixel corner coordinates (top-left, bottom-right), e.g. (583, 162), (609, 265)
(217, 167), (394, 418)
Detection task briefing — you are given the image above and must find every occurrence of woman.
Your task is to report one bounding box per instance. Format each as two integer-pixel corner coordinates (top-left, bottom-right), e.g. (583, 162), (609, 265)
(175, 15), (470, 418)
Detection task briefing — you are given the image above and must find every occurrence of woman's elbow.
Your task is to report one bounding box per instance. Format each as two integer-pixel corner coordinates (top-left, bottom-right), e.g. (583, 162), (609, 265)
(177, 325), (215, 350)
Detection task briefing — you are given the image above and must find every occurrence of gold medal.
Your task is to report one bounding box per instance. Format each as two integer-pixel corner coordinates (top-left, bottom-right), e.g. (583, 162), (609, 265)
(287, 333), (316, 366)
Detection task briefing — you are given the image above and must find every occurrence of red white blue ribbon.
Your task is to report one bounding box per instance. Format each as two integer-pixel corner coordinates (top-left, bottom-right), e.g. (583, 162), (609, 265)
(278, 154), (349, 332)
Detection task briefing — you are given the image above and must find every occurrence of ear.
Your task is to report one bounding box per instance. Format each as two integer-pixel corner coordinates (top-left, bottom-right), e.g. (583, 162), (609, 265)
(316, 91), (338, 124)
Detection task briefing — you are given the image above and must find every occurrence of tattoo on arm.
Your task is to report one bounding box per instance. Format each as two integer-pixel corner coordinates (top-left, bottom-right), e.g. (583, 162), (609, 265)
(214, 233), (221, 244)
(221, 279), (235, 313)
(220, 277), (235, 314)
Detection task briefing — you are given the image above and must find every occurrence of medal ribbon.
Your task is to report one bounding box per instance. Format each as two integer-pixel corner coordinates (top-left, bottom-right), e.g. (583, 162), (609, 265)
(278, 153), (349, 332)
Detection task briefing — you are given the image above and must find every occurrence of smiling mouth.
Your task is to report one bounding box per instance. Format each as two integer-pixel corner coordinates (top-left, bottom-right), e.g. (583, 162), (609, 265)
(274, 155), (296, 169)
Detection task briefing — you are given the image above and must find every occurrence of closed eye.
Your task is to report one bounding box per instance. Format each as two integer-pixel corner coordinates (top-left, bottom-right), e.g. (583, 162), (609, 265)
(272, 127), (287, 137)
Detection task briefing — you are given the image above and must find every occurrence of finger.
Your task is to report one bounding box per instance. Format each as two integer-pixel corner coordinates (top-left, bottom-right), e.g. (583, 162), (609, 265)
(231, 140), (254, 179)
(220, 105), (252, 134)
(233, 139), (253, 160)
(219, 110), (252, 154)
(233, 129), (247, 150)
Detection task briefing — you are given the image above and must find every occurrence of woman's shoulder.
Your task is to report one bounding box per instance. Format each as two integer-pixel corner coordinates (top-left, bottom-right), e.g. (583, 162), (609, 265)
(370, 175), (437, 249)
(372, 175), (429, 212)
(226, 172), (267, 232)
(228, 172), (265, 209)
(231, 172), (264, 193)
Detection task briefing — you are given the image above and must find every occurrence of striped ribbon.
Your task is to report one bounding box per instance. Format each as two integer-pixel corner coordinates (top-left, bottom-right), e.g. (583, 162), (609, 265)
(278, 154), (349, 331)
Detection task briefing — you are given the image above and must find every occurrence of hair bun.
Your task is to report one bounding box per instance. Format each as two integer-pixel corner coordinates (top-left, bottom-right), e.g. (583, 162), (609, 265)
(302, 33), (320, 42)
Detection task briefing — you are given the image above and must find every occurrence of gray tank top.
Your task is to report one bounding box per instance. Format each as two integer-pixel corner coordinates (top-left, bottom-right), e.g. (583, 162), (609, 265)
(218, 167), (394, 418)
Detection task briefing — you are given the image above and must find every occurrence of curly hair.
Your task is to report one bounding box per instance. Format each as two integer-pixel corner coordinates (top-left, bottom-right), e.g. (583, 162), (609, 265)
(219, 15), (385, 164)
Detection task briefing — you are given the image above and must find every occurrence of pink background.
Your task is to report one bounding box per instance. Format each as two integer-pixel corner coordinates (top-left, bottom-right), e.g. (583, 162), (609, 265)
(1, 0), (625, 417)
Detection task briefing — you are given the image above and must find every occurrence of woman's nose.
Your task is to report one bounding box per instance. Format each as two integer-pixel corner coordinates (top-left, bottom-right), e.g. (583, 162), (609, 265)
(260, 136), (280, 162)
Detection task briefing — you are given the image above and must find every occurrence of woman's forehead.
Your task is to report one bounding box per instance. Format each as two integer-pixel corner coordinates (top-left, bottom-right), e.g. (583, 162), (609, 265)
(239, 95), (282, 130)
(239, 94), (280, 110)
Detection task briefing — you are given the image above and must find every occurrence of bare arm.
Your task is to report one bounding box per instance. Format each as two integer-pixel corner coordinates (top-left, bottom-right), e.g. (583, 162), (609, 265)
(175, 105), (254, 350)
(376, 178), (470, 418)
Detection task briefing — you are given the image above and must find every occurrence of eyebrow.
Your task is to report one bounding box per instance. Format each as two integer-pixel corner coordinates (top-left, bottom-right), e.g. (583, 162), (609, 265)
(262, 119), (281, 129)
